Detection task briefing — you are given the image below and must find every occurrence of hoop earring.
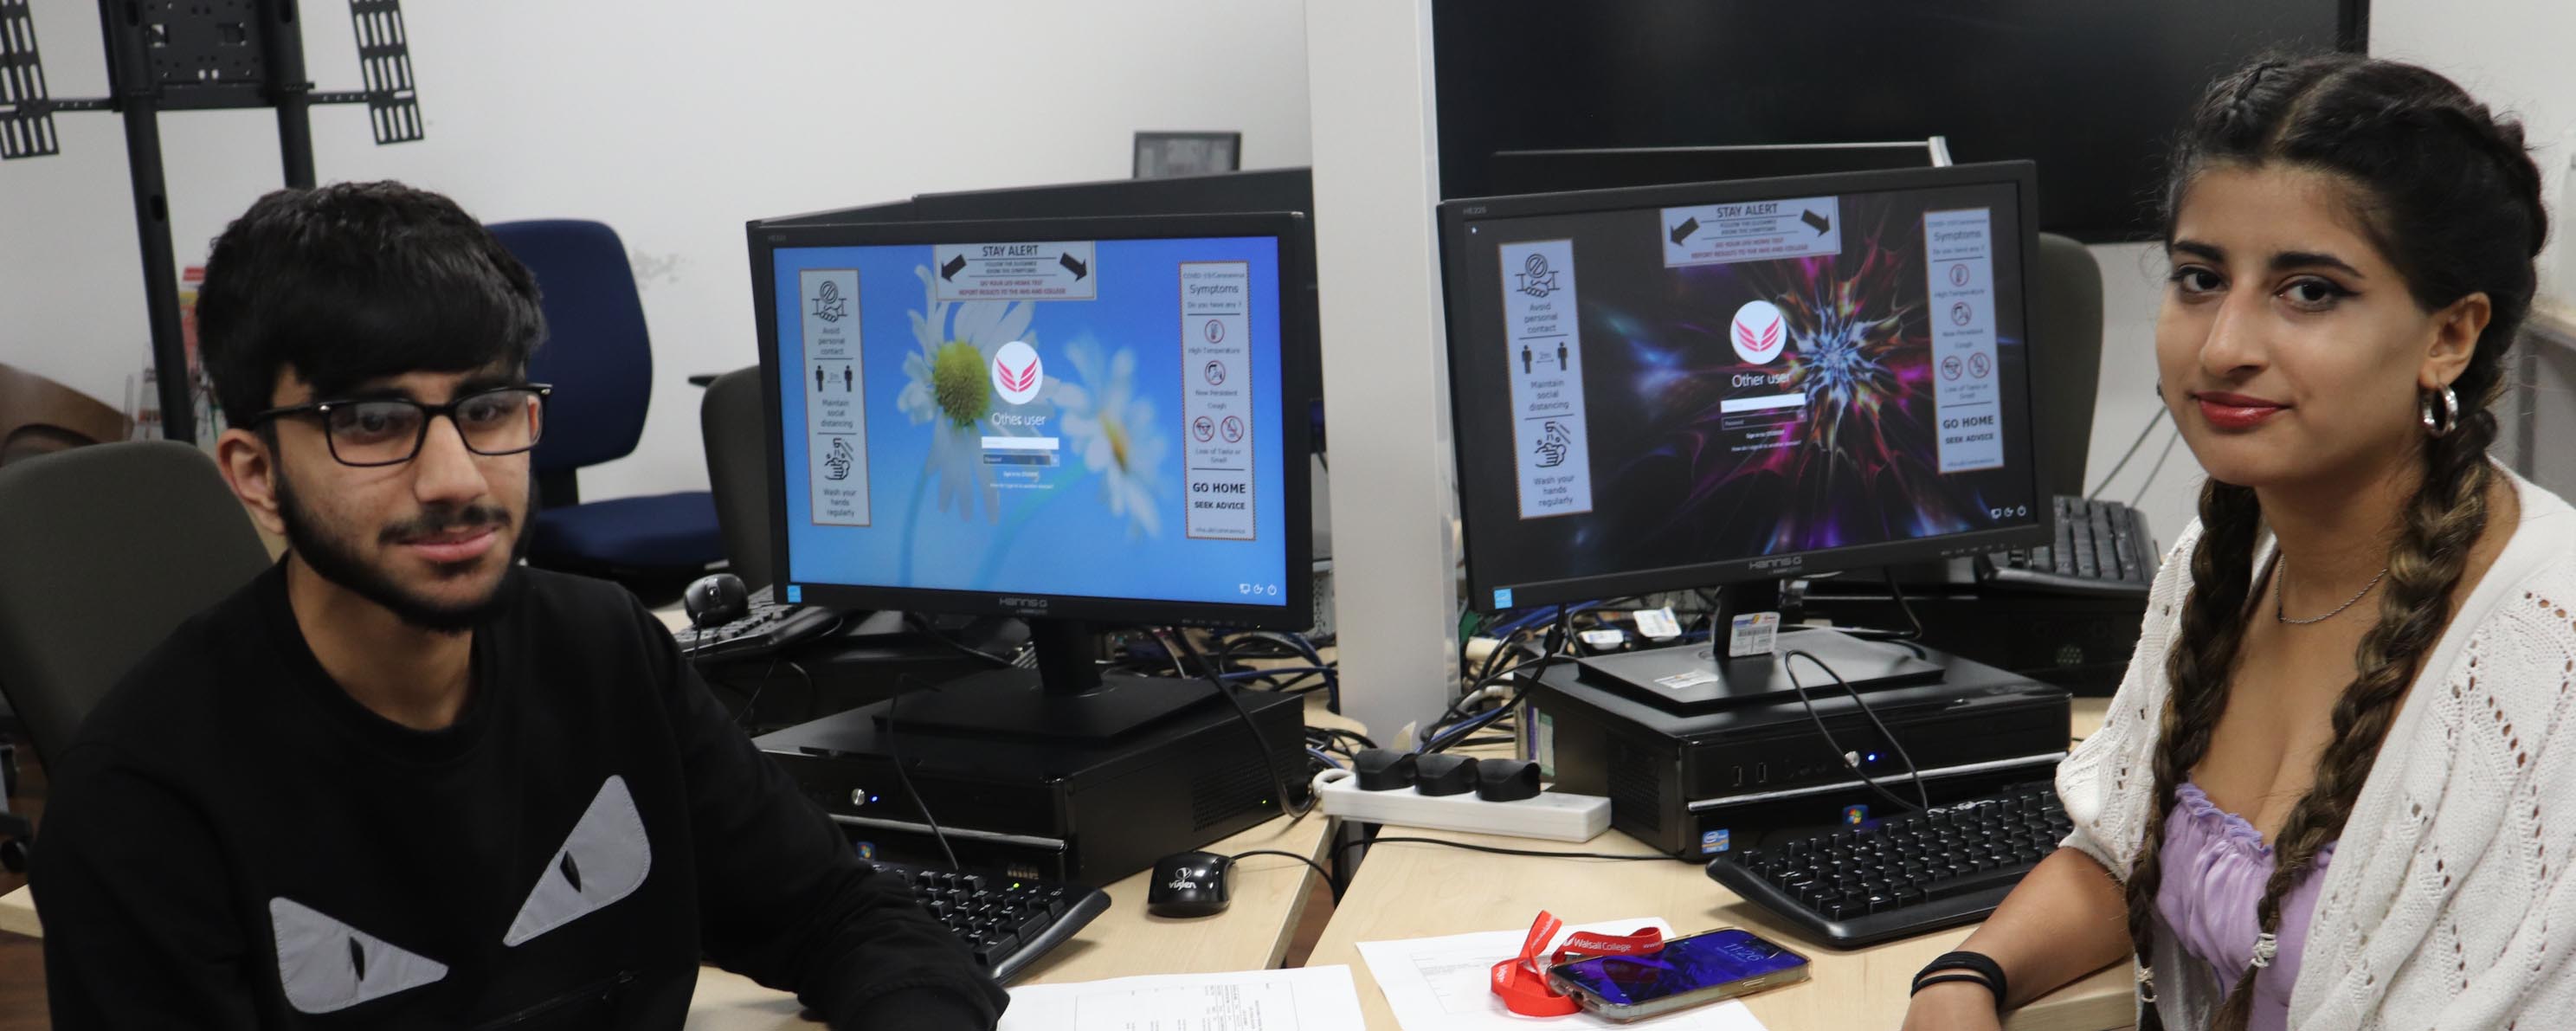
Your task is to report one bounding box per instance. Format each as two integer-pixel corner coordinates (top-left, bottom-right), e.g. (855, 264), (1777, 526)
(2420, 384), (2459, 439)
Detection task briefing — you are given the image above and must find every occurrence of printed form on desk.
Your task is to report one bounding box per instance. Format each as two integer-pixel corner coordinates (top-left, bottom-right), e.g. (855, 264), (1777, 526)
(999, 964), (1365, 1031)
(1356, 918), (1771, 1031)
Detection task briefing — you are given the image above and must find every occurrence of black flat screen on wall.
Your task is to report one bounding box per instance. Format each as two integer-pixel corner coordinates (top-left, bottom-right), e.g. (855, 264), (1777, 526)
(1432, 1), (2366, 242)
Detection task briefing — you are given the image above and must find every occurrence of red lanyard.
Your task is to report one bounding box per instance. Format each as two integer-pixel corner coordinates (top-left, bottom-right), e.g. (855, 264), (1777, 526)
(1488, 911), (1666, 1017)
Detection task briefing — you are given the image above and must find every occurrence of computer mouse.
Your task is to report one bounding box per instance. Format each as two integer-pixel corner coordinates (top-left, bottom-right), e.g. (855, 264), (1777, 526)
(1147, 850), (1235, 917)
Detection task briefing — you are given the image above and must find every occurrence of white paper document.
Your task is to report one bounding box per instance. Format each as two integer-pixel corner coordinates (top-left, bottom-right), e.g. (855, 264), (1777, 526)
(1356, 918), (1772, 1031)
(999, 964), (1367, 1031)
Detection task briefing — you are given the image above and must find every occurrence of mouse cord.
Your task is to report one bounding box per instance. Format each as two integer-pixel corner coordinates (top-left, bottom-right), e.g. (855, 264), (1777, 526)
(1229, 849), (1341, 902)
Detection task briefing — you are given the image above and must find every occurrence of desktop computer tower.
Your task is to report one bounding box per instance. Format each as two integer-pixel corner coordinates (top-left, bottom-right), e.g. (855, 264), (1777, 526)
(1798, 577), (2148, 695)
(755, 687), (1307, 886)
(1523, 650), (2070, 860)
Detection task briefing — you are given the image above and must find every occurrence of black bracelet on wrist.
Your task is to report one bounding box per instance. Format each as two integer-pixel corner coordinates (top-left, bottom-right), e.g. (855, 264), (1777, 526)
(1912, 950), (2008, 1008)
(1912, 972), (1998, 995)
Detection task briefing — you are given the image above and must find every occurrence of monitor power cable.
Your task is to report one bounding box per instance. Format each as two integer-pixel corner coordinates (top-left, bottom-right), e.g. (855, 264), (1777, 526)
(1169, 629), (1315, 824)
(886, 674), (962, 870)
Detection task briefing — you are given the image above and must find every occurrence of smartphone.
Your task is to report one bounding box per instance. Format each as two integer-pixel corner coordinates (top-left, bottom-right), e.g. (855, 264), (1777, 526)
(1543, 927), (1810, 1021)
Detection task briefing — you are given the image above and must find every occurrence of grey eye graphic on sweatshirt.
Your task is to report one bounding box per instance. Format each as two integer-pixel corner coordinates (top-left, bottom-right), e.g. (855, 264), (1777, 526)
(269, 897), (450, 1015)
(505, 775), (653, 946)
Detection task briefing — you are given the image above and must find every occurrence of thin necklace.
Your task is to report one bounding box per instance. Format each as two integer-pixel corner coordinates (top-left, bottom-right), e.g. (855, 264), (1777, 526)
(2275, 561), (2389, 625)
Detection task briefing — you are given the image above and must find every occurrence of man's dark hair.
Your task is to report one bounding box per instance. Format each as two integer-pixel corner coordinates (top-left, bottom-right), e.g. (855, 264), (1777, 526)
(196, 181), (545, 425)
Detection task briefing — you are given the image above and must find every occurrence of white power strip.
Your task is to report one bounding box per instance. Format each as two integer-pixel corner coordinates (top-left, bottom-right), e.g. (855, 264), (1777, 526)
(1311, 768), (1613, 842)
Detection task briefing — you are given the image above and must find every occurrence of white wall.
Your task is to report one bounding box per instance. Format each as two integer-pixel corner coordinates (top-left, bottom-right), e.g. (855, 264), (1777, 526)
(0, 0), (1312, 500)
(2374, 1), (2576, 304)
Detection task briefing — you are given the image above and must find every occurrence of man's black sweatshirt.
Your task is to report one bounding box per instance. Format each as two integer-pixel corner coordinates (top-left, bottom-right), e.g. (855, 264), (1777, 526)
(31, 563), (1008, 1029)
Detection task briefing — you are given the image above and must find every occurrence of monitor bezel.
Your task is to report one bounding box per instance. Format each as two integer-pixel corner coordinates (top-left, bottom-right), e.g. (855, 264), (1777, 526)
(1435, 161), (2055, 610)
(747, 212), (1317, 629)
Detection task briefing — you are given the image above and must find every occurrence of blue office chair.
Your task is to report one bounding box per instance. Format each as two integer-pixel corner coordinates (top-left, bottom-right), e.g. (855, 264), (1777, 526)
(489, 220), (724, 592)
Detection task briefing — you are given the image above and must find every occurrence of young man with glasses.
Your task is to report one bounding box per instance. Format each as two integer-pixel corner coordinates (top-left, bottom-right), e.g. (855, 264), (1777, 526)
(29, 182), (1008, 1028)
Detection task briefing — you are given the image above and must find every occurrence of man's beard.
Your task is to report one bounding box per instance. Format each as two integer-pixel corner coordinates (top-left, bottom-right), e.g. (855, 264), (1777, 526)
(274, 469), (529, 635)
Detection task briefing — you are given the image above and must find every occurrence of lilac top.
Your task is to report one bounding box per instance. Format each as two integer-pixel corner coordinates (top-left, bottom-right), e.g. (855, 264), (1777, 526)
(2155, 782), (2339, 1031)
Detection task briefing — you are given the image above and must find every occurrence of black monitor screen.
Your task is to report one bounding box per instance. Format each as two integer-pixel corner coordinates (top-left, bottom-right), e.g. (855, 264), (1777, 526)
(1442, 164), (2048, 609)
(1431, 0), (2360, 240)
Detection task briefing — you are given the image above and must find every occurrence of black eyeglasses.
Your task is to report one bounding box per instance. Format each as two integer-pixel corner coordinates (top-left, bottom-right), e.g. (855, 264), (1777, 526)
(248, 384), (552, 467)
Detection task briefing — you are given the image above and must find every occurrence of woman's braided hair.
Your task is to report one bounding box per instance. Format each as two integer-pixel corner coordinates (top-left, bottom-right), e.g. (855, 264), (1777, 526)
(2127, 53), (2547, 1031)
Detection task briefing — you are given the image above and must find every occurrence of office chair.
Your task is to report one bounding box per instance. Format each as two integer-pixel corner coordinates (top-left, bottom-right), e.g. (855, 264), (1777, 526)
(2029, 232), (2104, 499)
(0, 361), (131, 467)
(489, 220), (726, 596)
(0, 441), (272, 868)
(700, 366), (776, 591)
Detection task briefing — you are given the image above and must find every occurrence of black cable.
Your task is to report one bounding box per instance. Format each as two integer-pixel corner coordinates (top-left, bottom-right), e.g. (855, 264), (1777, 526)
(1881, 568), (1925, 641)
(1306, 726), (1376, 757)
(725, 657), (818, 732)
(905, 614), (1016, 668)
(1338, 835), (1668, 863)
(1150, 628), (1195, 679)
(734, 657), (782, 728)
(1170, 631), (1315, 823)
(1781, 649), (1932, 813)
(1424, 651), (1584, 752)
(2130, 424), (2184, 509)
(884, 677), (960, 870)
(2085, 406), (2167, 500)
(1229, 849), (1341, 901)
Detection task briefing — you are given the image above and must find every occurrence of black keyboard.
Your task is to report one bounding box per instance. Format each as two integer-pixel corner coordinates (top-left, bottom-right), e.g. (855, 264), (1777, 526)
(868, 860), (1111, 983)
(673, 587), (845, 661)
(1705, 783), (2072, 949)
(1980, 495), (2156, 596)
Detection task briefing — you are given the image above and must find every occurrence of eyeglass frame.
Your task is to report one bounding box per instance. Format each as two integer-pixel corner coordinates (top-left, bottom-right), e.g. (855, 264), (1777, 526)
(245, 383), (555, 468)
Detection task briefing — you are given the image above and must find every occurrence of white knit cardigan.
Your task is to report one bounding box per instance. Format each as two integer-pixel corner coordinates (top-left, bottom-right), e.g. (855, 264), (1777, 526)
(2056, 468), (2576, 1030)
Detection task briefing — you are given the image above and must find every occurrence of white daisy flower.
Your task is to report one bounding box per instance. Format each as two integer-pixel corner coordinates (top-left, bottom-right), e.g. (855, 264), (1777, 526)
(896, 266), (1048, 522)
(1054, 340), (1169, 538)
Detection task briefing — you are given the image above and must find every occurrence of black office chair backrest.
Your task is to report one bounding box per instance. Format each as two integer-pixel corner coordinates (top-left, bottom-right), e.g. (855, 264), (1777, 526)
(2029, 232), (2104, 500)
(701, 366), (776, 592)
(0, 441), (271, 764)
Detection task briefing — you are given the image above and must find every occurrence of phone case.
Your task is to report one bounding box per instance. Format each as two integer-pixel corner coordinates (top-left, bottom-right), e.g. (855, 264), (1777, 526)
(1544, 929), (1813, 1021)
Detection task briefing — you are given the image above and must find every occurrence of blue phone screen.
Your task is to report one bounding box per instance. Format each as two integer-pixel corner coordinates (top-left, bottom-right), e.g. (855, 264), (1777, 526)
(1550, 929), (1806, 1007)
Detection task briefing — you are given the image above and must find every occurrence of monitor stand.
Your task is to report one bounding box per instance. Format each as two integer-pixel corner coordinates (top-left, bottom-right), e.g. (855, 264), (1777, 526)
(879, 619), (1218, 740)
(1572, 580), (1943, 714)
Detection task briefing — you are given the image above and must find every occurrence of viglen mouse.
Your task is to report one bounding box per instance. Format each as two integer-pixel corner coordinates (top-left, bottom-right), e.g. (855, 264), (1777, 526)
(1147, 850), (1235, 917)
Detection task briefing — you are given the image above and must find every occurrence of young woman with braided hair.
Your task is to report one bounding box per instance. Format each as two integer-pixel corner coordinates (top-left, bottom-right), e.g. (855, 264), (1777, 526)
(1902, 53), (2576, 1030)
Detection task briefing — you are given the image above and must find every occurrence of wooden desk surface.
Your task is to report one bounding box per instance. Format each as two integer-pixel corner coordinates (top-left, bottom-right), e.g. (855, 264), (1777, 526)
(686, 689), (1363, 1028)
(1301, 831), (2129, 1031)
(685, 807), (1340, 1028)
(1301, 697), (2125, 1031)
(0, 884), (33, 939)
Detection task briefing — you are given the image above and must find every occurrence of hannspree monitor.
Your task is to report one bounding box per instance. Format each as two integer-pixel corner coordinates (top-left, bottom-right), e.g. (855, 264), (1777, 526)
(750, 213), (1315, 738)
(1437, 163), (2051, 704)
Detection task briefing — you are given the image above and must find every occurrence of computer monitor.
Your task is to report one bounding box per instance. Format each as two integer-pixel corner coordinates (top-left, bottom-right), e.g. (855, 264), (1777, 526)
(1437, 162), (2051, 706)
(748, 213), (1316, 738)
(1488, 140), (1947, 197)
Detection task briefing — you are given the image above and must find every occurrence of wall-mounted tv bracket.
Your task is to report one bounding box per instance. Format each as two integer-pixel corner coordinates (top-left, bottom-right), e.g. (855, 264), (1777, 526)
(0, 0), (422, 443)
